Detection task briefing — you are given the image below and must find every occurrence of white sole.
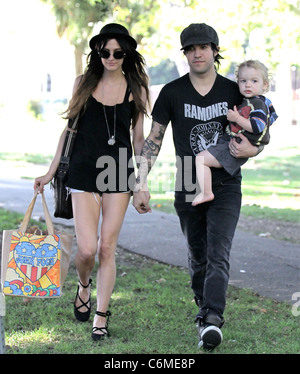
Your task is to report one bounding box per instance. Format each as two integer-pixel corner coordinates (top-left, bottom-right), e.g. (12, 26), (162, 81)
(200, 325), (223, 350)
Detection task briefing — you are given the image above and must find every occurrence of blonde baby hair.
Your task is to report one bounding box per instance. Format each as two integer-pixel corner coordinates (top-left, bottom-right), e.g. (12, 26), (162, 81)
(235, 60), (270, 93)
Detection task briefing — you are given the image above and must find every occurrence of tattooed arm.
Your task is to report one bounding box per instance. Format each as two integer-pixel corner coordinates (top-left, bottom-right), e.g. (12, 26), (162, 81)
(133, 121), (167, 214)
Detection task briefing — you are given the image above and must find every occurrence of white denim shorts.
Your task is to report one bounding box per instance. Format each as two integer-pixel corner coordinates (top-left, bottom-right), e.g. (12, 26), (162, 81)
(66, 187), (100, 205)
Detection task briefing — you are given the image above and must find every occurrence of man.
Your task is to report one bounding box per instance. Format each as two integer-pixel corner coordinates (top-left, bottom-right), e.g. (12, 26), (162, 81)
(133, 23), (262, 350)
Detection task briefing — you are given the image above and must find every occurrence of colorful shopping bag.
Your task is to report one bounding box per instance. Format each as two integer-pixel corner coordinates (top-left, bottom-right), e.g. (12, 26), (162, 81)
(1, 191), (73, 298)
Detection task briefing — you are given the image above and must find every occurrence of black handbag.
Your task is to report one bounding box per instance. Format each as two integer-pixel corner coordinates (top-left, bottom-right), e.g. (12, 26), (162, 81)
(52, 113), (80, 219)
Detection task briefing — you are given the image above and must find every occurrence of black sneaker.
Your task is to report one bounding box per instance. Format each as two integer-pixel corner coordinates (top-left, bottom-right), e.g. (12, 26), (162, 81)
(198, 323), (223, 350)
(197, 312), (224, 351)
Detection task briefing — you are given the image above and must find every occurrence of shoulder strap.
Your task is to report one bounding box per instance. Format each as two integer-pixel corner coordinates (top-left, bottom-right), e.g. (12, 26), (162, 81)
(56, 75), (84, 174)
(63, 113), (80, 157)
(57, 111), (81, 174)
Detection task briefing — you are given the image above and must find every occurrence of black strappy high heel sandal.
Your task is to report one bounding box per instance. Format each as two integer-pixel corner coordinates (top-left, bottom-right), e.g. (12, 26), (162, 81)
(92, 310), (111, 341)
(74, 279), (92, 322)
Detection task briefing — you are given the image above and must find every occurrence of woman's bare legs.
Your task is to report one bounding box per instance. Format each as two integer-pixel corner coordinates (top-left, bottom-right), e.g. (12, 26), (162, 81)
(93, 192), (131, 336)
(192, 150), (222, 206)
(72, 192), (101, 314)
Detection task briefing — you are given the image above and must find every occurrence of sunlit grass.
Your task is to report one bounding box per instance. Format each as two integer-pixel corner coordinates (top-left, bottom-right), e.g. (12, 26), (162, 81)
(4, 257), (300, 354)
(1, 190), (299, 354)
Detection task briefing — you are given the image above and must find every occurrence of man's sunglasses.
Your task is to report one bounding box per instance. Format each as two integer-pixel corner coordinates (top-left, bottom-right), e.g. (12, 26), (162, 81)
(98, 50), (126, 60)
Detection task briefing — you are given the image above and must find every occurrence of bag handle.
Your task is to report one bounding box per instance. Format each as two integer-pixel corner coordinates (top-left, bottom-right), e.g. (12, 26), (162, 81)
(19, 191), (55, 235)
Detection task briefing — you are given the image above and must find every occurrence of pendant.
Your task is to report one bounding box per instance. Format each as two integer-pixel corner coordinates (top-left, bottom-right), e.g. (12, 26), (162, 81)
(108, 136), (116, 146)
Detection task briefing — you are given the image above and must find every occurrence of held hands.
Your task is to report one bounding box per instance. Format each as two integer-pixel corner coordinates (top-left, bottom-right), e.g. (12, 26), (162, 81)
(133, 189), (152, 214)
(227, 105), (240, 123)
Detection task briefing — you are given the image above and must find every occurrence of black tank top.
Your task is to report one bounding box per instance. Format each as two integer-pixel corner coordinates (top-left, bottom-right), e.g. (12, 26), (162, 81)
(66, 85), (135, 193)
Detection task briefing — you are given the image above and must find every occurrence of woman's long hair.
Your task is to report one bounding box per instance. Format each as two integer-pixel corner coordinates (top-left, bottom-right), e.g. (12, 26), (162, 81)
(64, 37), (150, 128)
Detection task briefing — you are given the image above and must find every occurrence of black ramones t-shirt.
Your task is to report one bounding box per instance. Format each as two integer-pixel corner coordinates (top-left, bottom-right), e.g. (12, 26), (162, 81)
(152, 73), (243, 195)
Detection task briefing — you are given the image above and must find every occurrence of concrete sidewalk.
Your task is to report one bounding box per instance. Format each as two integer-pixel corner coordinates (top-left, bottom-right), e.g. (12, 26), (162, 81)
(0, 176), (299, 304)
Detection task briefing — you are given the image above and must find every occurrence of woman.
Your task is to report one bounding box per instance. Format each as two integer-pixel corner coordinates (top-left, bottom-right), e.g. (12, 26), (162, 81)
(34, 23), (150, 341)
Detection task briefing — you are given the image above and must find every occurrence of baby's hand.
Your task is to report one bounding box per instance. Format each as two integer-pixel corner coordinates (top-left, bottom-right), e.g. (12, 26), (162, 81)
(227, 106), (240, 122)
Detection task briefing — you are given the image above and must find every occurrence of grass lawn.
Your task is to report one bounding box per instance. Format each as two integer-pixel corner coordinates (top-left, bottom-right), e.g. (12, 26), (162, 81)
(1, 209), (299, 354)
(2, 248), (300, 354)
(0, 209), (299, 355)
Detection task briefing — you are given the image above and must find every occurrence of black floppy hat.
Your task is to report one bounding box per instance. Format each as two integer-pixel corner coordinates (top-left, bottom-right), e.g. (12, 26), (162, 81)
(180, 23), (219, 50)
(89, 23), (137, 50)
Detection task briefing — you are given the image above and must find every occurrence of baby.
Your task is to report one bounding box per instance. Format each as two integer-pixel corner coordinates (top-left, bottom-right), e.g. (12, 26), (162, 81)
(192, 60), (278, 206)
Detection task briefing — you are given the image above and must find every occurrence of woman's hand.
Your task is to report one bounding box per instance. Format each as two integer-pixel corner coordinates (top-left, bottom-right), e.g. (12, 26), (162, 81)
(34, 173), (53, 193)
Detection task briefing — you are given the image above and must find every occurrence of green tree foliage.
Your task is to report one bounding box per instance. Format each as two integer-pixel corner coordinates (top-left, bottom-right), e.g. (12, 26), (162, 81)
(42, 0), (300, 80)
(113, 0), (160, 45)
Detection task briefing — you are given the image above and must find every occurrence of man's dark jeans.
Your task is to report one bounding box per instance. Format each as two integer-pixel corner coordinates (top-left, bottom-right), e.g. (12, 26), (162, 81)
(174, 181), (242, 322)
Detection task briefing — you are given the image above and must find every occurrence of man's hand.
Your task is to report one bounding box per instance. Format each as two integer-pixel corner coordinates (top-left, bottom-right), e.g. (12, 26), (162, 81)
(133, 190), (152, 214)
(229, 133), (261, 158)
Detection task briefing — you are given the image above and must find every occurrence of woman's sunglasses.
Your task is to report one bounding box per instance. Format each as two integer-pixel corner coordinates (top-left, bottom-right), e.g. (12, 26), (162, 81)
(98, 49), (126, 60)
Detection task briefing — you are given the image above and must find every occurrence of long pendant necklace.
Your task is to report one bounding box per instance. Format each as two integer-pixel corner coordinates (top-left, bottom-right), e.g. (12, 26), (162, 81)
(101, 78), (123, 146)
(103, 103), (116, 146)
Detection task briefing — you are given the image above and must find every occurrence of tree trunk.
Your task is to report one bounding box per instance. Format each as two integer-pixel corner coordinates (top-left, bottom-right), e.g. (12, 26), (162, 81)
(74, 46), (84, 76)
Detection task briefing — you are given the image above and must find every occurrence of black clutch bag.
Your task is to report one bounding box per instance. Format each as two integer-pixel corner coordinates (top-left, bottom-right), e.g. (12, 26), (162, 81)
(52, 113), (80, 219)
